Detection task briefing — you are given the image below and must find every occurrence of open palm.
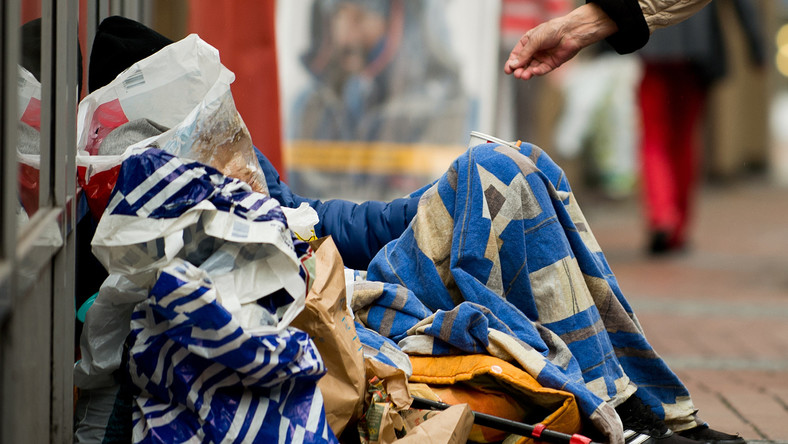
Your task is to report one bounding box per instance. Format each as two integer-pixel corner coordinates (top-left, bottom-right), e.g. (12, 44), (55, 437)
(504, 4), (617, 81)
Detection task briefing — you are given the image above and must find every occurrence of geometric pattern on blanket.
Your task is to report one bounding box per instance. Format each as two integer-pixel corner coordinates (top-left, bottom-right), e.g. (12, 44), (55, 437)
(360, 142), (700, 441)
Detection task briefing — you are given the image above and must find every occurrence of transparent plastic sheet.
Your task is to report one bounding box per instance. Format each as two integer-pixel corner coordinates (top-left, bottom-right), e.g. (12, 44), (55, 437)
(89, 148), (336, 443)
(76, 34), (267, 220)
(17, 66), (42, 216)
(74, 274), (146, 391)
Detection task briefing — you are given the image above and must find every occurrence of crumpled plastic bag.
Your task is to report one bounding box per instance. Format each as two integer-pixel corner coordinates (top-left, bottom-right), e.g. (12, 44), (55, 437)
(74, 273), (146, 390)
(76, 34), (267, 220)
(282, 203), (320, 241)
(87, 147), (336, 443)
(91, 147), (301, 304)
(16, 66), (42, 216)
(129, 258), (333, 443)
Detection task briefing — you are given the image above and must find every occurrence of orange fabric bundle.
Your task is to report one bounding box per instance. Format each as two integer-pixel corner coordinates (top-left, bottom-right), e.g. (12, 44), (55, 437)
(409, 354), (582, 443)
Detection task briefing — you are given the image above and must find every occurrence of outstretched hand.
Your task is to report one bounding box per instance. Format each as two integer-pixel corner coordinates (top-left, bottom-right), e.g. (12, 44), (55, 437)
(504, 3), (618, 80)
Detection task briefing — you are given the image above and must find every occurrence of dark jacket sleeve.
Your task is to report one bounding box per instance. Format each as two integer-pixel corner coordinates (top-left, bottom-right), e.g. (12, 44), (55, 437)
(255, 148), (419, 270)
(587, 0), (650, 54)
(732, 0), (765, 67)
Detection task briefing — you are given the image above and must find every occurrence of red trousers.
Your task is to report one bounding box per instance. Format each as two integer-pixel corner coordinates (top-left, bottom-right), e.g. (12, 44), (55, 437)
(638, 62), (706, 247)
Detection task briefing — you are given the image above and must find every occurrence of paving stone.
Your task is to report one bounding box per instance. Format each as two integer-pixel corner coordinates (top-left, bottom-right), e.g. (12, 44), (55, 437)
(585, 180), (788, 441)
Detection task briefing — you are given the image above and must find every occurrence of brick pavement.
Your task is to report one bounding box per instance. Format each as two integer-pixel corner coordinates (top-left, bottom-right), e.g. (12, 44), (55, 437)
(583, 178), (788, 443)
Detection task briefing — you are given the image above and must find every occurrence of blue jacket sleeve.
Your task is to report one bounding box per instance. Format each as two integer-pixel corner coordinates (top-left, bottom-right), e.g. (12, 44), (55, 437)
(255, 148), (419, 270)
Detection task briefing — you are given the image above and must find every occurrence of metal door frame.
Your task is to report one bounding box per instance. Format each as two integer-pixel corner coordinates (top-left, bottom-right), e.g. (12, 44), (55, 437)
(1, 0), (109, 441)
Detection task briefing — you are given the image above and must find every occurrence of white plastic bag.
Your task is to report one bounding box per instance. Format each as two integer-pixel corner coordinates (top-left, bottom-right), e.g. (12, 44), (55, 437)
(281, 202), (320, 241)
(74, 273), (146, 390)
(91, 148), (306, 331)
(76, 34), (267, 219)
(86, 147), (335, 443)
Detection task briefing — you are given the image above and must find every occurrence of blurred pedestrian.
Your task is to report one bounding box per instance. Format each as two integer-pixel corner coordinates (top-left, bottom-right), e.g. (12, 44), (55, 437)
(637, 0), (764, 253)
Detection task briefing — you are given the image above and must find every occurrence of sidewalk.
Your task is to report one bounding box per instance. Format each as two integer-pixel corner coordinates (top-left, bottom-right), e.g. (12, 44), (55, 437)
(584, 178), (788, 443)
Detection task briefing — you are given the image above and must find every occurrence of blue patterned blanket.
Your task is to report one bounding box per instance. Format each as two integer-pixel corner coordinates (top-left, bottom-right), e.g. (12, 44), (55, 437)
(355, 142), (701, 441)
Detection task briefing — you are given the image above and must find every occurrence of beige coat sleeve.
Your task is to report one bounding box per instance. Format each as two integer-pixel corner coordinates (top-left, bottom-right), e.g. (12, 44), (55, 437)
(638, 0), (713, 32)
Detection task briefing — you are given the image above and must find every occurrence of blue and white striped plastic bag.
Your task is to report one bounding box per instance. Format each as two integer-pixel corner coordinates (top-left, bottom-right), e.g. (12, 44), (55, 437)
(92, 147), (337, 443)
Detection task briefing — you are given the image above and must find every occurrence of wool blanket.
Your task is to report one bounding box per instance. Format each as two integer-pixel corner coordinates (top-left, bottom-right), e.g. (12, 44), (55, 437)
(356, 142), (701, 442)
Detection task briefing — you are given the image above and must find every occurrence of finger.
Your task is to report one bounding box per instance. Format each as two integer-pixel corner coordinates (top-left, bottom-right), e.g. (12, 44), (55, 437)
(515, 68), (534, 81)
(510, 29), (545, 70)
(529, 58), (550, 74)
(528, 61), (554, 78)
(504, 60), (515, 75)
(514, 59), (555, 81)
(514, 60), (537, 80)
(504, 36), (528, 74)
(514, 67), (537, 81)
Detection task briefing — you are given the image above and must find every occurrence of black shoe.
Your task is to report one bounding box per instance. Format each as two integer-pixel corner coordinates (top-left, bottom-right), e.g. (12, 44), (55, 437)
(616, 395), (699, 444)
(648, 230), (688, 256)
(648, 230), (672, 255)
(677, 425), (746, 444)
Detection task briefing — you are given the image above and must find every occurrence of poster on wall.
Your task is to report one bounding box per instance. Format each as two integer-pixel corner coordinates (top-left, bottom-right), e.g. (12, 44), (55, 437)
(276, 0), (501, 202)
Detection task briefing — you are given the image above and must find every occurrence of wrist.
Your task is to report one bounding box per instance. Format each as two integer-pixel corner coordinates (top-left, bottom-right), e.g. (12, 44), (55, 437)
(564, 3), (618, 46)
(585, 0), (650, 54)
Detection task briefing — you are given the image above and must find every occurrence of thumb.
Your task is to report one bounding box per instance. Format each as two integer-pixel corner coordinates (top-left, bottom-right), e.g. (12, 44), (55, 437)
(506, 31), (542, 73)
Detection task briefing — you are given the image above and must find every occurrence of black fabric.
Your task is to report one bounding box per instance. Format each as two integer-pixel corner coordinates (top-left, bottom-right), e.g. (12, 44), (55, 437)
(101, 341), (137, 444)
(616, 395), (670, 438)
(20, 18), (42, 81)
(586, 0), (650, 54)
(74, 214), (108, 343)
(732, 0), (766, 67)
(614, 397), (703, 444)
(89, 16), (173, 93)
(101, 379), (134, 444)
(635, 1), (764, 85)
(678, 425), (746, 444)
(21, 17), (84, 94)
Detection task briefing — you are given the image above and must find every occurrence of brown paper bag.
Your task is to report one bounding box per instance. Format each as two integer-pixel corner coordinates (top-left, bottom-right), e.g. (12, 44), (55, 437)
(364, 358), (412, 409)
(357, 359), (474, 444)
(290, 237), (366, 436)
(357, 358), (412, 444)
(396, 404), (474, 444)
